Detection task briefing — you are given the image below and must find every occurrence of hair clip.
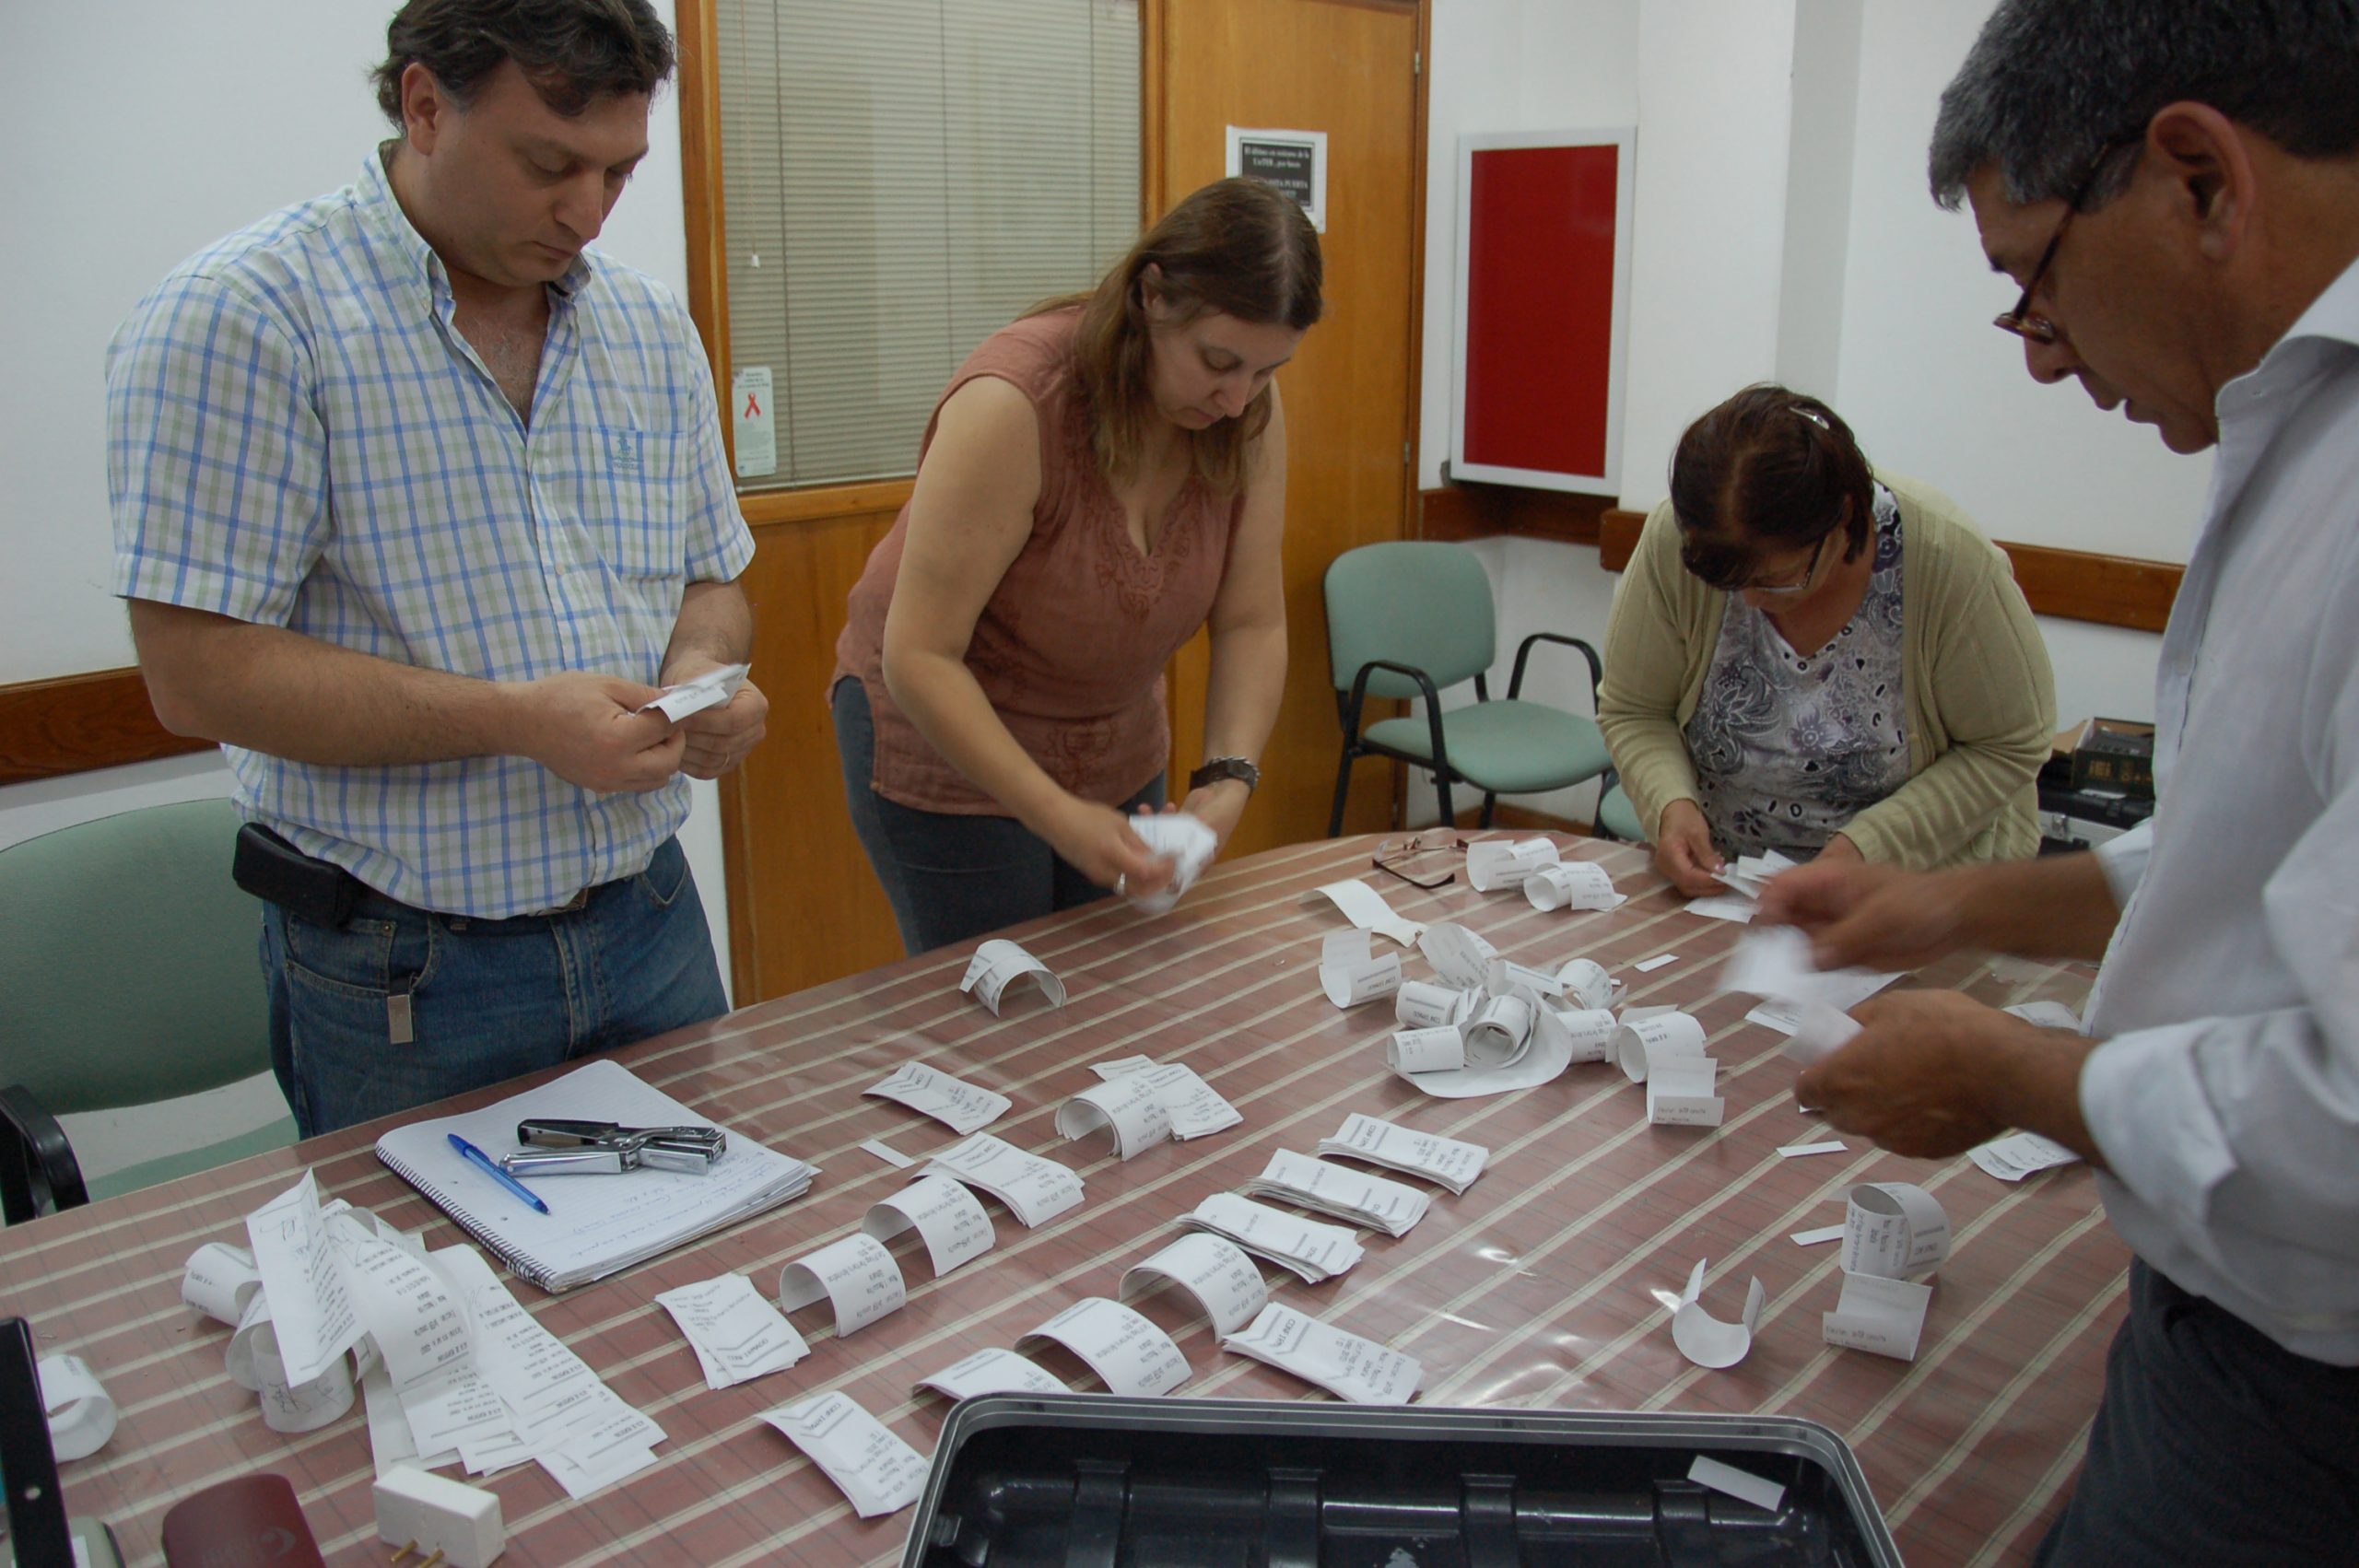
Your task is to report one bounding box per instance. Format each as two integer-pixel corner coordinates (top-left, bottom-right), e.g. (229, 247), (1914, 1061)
(1796, 407), (1829, 430)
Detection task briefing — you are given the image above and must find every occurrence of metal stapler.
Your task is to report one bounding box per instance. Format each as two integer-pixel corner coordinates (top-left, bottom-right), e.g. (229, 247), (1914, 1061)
(499, 1118), (728, 1176)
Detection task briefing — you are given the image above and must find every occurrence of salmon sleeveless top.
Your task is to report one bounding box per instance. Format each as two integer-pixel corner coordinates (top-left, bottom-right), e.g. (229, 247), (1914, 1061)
(832, 308), (1242, 815)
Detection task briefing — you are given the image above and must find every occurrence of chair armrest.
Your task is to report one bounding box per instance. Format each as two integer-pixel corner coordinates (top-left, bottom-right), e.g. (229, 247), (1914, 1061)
(1508, 632), (1603, 708)
(1340, 660), (1451, 778)
(0, 1082), (86, 1223)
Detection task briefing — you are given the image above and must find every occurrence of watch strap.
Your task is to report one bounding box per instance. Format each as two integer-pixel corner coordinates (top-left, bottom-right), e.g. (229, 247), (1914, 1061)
(1189, 755), (1261, 794)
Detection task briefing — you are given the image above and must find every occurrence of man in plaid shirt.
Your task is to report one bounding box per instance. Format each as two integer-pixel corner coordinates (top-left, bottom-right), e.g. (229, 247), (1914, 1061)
(107, 0), (764, 1136)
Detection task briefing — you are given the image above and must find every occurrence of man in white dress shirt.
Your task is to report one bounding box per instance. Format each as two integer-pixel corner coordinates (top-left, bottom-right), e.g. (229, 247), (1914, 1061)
(1758, 2), (2359, 1561)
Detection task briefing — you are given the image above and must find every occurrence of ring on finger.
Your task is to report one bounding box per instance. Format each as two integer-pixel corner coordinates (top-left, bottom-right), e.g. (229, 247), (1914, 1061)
(1115, 872), (1128, 896)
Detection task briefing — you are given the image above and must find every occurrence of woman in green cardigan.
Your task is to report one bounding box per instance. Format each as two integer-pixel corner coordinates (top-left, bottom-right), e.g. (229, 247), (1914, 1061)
(1599, 384), (2055, 897)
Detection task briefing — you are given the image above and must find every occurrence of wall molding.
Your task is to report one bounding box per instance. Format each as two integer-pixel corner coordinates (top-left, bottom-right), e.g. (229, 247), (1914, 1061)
(1438, 487), (2183, 634)
(0, 667), (207, 786)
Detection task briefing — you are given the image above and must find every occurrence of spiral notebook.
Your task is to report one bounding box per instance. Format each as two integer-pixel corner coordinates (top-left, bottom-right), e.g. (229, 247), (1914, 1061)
(374, 1059), (819, 1292)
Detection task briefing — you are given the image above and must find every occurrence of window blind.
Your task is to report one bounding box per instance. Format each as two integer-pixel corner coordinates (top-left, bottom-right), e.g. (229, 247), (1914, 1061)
(715, 0), (1141, 488)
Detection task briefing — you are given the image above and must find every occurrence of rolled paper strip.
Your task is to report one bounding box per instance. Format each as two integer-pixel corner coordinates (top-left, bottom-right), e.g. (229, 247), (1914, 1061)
(36, 1353), (120, 1459)
(1461, 994), (1535, 1069)
(1614, 1010), (1706, 1082)
(1555, 957), (1617, 1010)
(1841, 1183), (1953, 1279)
(1394, 980), (1474, 1031)
(1386, 1025), (1467, 1074)
(1537, 1005), (1618, 1063)
(1417, 923), (1498, 989)
(1523, 860), (1620, 912)
(1466, 836), (1558, 893)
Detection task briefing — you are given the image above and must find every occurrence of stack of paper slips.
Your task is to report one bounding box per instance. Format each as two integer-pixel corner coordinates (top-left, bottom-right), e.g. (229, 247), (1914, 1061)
(1314, 1113), (1488, 1195)
(1180, 1193), (1364, 1285)
(1239, 1150), (1428, 1238)
(1089, 1059), (1242, 1140)
(1219, 1304), (1423, 1405)
(920, 1134), (1084, 1226)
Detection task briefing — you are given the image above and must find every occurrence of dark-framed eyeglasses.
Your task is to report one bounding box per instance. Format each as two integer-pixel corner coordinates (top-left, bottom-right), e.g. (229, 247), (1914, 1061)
(1740, 528), (1837, 597)
(1994, 135), (2141, 346)
(1372, 832), (1465, 889)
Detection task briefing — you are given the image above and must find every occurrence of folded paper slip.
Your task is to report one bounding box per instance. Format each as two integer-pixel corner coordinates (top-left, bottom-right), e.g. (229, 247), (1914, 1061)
(1241, 1150), (1428, 1237)
(374, 1059), (817, 1292)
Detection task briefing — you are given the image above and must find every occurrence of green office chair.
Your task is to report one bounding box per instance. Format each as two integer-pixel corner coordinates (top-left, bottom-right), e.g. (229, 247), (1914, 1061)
(0, 798), (293, 1223)
(1324, 541), (1614, 836)
(1595, 780), (1646, 843)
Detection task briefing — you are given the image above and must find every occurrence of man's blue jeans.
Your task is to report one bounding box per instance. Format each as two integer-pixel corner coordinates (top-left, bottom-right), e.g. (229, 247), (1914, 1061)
(260, 836), (728, 1137)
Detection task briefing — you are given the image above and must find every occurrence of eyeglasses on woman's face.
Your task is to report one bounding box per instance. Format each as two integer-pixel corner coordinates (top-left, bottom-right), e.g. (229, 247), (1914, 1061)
(1740, 529), (1836, 597)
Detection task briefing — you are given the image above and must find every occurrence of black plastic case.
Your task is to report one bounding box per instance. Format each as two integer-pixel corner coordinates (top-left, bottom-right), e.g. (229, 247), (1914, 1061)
(903, 1395), (1904, 1567)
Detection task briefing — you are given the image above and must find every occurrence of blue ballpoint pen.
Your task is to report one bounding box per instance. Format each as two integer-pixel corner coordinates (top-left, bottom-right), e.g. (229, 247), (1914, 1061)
(448, 1132), (550, 1215)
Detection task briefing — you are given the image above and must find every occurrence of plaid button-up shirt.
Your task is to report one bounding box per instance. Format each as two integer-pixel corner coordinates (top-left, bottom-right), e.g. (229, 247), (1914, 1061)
(109, 148), (753, 919)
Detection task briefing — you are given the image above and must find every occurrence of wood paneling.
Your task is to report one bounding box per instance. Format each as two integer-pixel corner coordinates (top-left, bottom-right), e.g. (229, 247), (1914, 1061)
(0, 668), (208, 785)
(1158, 0), (1427, 854)
(1449, 490), (2184, 633)
(719, 510), (907, 1000)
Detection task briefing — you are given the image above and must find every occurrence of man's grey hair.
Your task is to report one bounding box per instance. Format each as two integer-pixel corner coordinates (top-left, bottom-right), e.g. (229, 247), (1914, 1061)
(1929, 0), (2359, 212)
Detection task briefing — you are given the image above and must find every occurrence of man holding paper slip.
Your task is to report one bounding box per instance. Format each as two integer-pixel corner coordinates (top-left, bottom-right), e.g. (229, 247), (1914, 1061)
(1762, 3), (2359, 1561)
(108, 0), (760, 1135)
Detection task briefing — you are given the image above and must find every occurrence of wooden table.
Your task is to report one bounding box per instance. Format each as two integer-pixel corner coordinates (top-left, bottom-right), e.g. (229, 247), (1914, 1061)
(0, 837), (2127, 1566)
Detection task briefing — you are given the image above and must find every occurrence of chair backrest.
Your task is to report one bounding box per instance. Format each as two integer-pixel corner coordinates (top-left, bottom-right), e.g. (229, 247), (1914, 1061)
(1323, 541), (1498, 700)
(0, 798), (269, 1115)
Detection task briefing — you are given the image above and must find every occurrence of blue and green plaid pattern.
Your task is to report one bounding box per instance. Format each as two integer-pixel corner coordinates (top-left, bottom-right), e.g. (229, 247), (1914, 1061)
(108, 150), (754, 919)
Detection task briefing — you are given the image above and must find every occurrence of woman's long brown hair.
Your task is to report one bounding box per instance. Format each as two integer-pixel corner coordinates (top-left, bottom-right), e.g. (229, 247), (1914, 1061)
(1027, 177), (1323, 498)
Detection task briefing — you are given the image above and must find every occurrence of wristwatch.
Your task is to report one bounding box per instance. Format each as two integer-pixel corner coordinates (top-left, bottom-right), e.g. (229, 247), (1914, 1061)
(1189, 755), (1261, 794)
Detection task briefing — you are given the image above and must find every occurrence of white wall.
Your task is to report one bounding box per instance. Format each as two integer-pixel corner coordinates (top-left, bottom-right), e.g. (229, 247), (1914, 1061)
(1, 0), (731, 1179)
(1411, 0), (2188, 832)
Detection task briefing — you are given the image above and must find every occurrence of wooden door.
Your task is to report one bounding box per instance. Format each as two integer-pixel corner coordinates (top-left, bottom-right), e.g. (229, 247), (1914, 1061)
(1156, 0), (1428, 853)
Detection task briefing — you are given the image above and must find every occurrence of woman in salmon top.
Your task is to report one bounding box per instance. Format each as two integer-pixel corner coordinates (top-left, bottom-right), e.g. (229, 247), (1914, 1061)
(832, 179), (1321, 953)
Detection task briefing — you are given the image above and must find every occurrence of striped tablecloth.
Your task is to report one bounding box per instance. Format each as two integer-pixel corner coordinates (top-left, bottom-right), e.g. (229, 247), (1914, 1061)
(0, 836), (2126, 1566)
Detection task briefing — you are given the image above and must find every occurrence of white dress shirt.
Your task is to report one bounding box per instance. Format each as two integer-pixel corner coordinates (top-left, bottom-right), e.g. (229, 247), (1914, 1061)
(2080, 255), (2359, 1363)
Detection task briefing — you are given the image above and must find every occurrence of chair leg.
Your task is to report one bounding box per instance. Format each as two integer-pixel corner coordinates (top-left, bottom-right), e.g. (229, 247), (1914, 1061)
(1328, 744), (1356, 839)
(1479, 793), (1497, 829)
(1433, 771), (1454, 830)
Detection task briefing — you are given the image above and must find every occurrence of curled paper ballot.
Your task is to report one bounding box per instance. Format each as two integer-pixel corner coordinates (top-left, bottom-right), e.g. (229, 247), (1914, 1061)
(1221, 1304), (1423, 1405)
(1387, 1025), (1467, 1074)
(654, 1273), (808, 1390)
(1647, 1059), (1726, 1128)
(921, 1133), (1085, 1226)
(1391, 1018), (1577, 1099)
(1182, 1193), (1365, 1285)
(182, 1242), (263, 1326)
(1018, 1298), (1192, 1397)
(1536, 1005), (1618, 1064)
(1317, 1113), (1488, 1194)
(1718, 848), (1800, 899)
(1524, 860), (1625, 912)
(249, 1322), (358, 1434)
(1085, 1057), (1242, 1139)
(1823, 1271), (1934, 1361)
(1842, 1182), (1952, 1279)
(640, 661), (749, 722)
(1057, 1071), (1173, 1159)
(778, 1233), (907, 1337)
(1310, 879), (1424, 947)
(1119, 1234), (1269, 1336)
(1486, 955), (1566, 1006)
(1555, 957), (1620, 1010)
(1614, 1010), (1708, 1082)
(917, 1348), (1070, 1401)
(960, 939), (1067, 1015)
(863, 1061), (1010, 1135)
(1418, 923), (1498, 989)
(2005, 999), (2084, 1030)
(36, 1353), (119, 1460)
(1461, 993), (1536, 1068)
(1243, 1150), (1429, 1237)
(760, 1392), (927, 1518)
(1128, 812), (1217, 916)
(1779, 1001), (1863, 1067)
(862, 1174), (997, 1279)
(1465, 835), (1557, 893)
(1395, 980), (1476, 1031)
(1968, 1131), (2083, 1182)
(1320, 929), (1404, 1007)
(1668, 1258), (1766, 1370)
